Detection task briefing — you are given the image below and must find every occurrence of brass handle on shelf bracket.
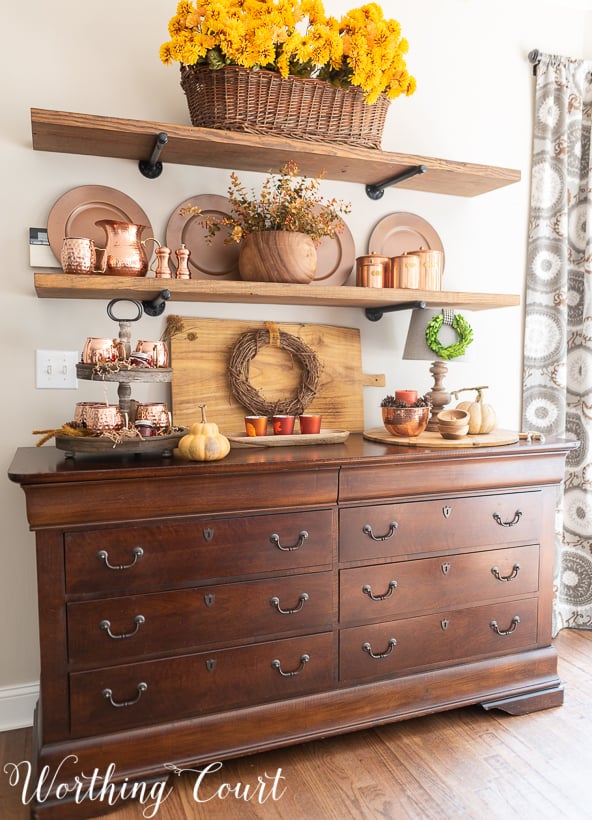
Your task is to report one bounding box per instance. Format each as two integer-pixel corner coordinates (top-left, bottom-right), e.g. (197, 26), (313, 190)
(493, 510), (523, 528)
(490, 616), (521, 636)
(96, 546), (144, 571)
(269, 531), (308, 551)
(102, 681), (148, 708)
(362, 580), (398, 601)
(362, 638), (397, 659)
(99, 614), (146, 640)
(271, 654), (310, 677)
(362, 522), (398, 541)
(270, 593), (309, 615)
(491, 564), (521, 582)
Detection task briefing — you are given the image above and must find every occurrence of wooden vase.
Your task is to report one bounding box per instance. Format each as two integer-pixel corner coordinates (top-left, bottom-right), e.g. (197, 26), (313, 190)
(238, 231), (317, 284)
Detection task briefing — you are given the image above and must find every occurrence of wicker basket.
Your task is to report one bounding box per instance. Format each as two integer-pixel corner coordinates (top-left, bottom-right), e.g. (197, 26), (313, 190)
(180, 64), (390, 150)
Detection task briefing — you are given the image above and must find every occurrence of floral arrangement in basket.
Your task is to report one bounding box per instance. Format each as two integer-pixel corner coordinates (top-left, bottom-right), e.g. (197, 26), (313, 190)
(160, 0), (415, 105)
(180, 160), (351, 245)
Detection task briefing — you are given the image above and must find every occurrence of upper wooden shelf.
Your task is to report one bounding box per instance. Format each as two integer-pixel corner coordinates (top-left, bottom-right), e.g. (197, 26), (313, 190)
(34, 273), (520, 313)
(31, 108), (521, 197)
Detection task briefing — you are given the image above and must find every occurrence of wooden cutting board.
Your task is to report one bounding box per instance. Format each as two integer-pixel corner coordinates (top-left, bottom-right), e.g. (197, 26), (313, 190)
(171, 318), (384, 433)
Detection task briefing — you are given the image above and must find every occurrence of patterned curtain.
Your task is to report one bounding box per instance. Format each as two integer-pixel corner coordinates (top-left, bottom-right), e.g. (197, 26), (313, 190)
(523, 53), (592, 631)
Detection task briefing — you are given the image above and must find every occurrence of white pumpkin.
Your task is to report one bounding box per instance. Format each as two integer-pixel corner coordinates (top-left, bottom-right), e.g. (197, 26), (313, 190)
(452, 387), (497, 435)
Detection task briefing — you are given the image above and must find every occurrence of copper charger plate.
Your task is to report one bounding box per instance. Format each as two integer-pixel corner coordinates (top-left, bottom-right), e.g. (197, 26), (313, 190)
(166, 194), (240, 280)
(368, 211), (445, 268)
(47, 185), (153, 264)
(313, 217), (355, 286)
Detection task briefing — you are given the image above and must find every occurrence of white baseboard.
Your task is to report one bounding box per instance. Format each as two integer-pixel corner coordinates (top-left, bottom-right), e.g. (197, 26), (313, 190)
(0, 682), (38, 731)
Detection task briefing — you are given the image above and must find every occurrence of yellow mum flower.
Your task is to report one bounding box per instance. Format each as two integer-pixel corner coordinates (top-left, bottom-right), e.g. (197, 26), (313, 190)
(160, 0), (415, 102)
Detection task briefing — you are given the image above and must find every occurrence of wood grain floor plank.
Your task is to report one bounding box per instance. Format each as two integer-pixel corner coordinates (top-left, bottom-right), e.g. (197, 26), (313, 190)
(0, 629), (590, 819)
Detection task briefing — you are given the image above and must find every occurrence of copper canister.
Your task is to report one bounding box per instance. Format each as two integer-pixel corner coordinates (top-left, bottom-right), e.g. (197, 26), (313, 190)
(356, 254), (391, 288)
(410, 247), (444, 290)
(392, 253), (420, 288)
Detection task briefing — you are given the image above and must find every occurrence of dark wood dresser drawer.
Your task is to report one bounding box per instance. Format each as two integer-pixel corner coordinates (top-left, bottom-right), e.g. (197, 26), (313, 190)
(69, 631), (335, 737)
(340, 491), (542, 562)
(339, 597), (539, 683)
(340, 545), (539, 625)
(67, 570), (335, 667)
(65, 508), (335, 594)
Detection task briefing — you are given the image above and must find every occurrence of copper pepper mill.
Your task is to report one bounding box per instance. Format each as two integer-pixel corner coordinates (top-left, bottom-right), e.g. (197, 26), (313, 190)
(154, 246), (172, 279)
(175, 244), (191, 279)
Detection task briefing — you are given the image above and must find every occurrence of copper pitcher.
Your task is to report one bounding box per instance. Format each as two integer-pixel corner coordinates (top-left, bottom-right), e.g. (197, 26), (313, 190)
(95, 220), (150, 277)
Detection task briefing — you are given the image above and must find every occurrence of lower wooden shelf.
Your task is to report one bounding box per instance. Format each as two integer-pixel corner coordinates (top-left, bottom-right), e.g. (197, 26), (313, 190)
(34, 273), (520, 311)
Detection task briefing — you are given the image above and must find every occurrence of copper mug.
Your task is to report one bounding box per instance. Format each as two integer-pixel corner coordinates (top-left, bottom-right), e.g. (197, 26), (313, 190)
(82, 337), (120, 365)
(84, 404), (124, 433)
(134, 340), (169, 368)
(135, 402), (170, 430)
(61, 237), (96, 275)
(74, 401), (101, 428)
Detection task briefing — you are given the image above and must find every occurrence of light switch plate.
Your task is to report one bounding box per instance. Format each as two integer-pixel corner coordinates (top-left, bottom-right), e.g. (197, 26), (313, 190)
(36, 350), (79, 389)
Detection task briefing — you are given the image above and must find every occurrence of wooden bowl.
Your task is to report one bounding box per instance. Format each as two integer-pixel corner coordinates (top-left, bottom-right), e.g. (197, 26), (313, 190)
(440, 426), (470, 440)
(382, 406), (430, 437)
(437, 409), (470, 424)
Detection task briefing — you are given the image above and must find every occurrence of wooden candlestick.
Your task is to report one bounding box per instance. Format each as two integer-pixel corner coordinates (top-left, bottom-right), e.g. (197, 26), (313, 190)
(426, 360), (451, 430)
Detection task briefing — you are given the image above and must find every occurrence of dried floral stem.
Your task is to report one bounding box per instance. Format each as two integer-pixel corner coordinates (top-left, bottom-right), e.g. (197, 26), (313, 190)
(180, 161), (351, 245)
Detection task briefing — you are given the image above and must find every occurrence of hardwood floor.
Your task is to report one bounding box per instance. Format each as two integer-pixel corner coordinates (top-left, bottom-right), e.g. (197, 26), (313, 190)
(1, 629), (591, 820)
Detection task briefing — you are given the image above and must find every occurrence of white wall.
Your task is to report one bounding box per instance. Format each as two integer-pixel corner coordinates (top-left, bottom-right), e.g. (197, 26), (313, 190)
(1, 0), (591, 724)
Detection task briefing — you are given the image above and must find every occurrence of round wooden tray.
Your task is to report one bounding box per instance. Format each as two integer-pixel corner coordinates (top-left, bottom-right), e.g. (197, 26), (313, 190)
(55, 429), (187, 457)
(363, 428), (519, 448)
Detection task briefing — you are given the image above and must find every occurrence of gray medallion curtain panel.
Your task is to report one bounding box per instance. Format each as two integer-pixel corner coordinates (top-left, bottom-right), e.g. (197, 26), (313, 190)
(523, 52), (592, 631)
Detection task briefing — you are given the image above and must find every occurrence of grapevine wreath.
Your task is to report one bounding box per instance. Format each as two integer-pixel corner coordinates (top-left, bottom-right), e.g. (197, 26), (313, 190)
(228, 323), (320, 416)
(425, 309), (474, 360)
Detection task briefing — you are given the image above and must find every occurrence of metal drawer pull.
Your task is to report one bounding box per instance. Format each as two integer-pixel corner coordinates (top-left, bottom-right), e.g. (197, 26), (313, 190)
(96, 546), (144, 570)
(362, 638), (397, 659)
(490, 616), (521, 636)
(99, 614), (145, 640)
(362, 521), (398, 541)
(102, 681), (148, 708)
(270, 593), (309, 614)
(491, 563), (521, 582)
(362, 580), (398, 601)
(269, 531), (308, 551)
(271, 654), (310, 677)
(492, 510), (523, 528)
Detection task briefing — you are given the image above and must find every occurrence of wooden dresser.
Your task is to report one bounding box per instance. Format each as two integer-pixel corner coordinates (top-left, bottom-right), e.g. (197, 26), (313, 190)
(8, 435), (573, 818)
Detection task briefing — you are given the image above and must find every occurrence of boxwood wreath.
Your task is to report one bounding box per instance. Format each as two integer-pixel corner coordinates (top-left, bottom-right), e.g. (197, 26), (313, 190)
(228, 324), (320, 416)
(425, 310), (473, 360)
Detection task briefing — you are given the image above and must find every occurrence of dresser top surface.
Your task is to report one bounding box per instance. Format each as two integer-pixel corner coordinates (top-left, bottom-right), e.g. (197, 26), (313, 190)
(8, 434), (576, 487)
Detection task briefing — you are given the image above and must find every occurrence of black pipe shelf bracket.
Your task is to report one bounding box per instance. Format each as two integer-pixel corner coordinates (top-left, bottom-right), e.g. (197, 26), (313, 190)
(139, 132), (169, 179)
(142, 290), (171, 317)
(365, 300), (427, 322)
(365, 164), (427, 200)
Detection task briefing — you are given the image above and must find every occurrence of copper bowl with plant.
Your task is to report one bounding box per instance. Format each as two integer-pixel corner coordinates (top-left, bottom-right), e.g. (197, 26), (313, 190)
(380, 395), (431, 437)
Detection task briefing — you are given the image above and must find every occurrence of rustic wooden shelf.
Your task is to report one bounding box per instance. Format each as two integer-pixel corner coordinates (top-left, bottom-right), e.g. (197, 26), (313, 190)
(34, 273), (520, 312)
(31, 109), (521, 197)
